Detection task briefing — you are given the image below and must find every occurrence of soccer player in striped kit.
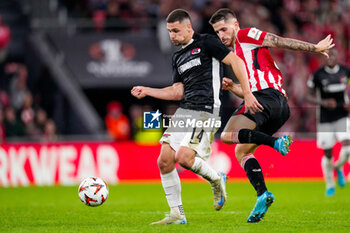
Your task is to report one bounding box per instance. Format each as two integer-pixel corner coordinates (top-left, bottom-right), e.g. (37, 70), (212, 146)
(210, 8), (334, 223)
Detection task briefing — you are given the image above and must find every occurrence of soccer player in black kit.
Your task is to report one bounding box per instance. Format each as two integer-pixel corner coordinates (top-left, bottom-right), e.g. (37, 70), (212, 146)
(131, 9), (263, 225)
(307, 49), (350, 196)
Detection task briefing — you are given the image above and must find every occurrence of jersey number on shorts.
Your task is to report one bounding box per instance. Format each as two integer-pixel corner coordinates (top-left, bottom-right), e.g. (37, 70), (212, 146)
(190, 128), (204, 144)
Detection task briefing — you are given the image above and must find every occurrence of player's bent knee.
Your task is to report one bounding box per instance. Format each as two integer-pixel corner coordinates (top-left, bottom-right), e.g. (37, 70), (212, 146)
(235, 146), (248, 162)
(157, 156), (167, 170)
(235, 154), (244, 163)
(175, 154), (191, 170)
(175, 157), (187, 169)
(220, 132), (234, 144)
(157, 155), (174, 172)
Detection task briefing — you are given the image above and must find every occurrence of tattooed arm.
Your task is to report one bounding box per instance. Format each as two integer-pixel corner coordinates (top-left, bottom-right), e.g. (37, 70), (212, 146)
(262, 33), (335, 58)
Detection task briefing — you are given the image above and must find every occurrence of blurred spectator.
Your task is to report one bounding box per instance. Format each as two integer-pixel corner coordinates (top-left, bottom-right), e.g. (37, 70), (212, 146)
(105, 101), (130, 140)
(6, 63), (28, 111)
(42, 119), (58, 142)
(20, 91), (36, 136)
(93, 10), (106, 32)
(0, 89), (9, 109)
(90, 0), (134, 32)
(3, 107), (24, 137)
(0, 108), (5, 143)
(34, 108), (48, 135)
(0, 15), (11, 63)
(129, 104), (143, 139)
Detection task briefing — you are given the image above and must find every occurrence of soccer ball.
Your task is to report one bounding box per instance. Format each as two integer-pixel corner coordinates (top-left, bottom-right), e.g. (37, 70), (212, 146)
(78, 177), (109, 207)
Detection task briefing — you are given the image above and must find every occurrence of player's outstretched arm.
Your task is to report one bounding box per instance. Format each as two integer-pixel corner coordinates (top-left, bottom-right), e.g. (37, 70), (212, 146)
(131, 82), (184, 100)
(262, 33), (335, 58)
(222, 77), (243, 98)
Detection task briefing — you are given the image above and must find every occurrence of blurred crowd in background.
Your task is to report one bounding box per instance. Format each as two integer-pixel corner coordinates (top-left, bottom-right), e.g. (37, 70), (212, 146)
(0, 62), (58, 143)
(1, 0), (350, 143)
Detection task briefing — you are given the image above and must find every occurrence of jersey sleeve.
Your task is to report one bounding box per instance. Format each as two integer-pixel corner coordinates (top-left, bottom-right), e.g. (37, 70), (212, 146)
(308, 71), (321, 90)
(203, 35), (231, 61)
(236, 27), (267, 46)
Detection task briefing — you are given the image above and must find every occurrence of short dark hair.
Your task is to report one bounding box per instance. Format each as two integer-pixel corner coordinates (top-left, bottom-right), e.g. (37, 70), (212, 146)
(209, 8), (237, 25)
(166, 9), (191, 23)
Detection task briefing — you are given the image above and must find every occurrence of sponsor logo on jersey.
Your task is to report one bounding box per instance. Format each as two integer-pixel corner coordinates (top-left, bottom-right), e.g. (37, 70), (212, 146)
(247, 27), (262, 40)
(178, 58), (201, 74)
(340, 76), (347, 83)
(323, 83), (346, 93)
(191, 48), (201, 55)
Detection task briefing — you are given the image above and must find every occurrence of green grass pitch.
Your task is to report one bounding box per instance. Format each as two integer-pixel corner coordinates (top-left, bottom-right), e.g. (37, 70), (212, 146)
(1, 181), (350, 233)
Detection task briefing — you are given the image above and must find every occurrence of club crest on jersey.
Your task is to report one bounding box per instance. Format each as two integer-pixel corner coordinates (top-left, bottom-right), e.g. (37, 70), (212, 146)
(340, 76), (347, 83)
(191, 48), (201, 55)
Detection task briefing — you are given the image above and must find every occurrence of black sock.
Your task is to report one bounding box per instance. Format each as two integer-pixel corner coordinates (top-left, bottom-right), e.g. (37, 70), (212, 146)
(244, 157), (267, 196)
(238, 129), (277, 148)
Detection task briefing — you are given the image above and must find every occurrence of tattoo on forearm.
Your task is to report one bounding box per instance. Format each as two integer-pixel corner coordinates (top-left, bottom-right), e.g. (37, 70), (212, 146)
(263, 33), (316, 52)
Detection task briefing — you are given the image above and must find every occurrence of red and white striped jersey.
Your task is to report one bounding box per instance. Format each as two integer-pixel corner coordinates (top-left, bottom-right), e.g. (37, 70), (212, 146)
(234, 27), (286, 96)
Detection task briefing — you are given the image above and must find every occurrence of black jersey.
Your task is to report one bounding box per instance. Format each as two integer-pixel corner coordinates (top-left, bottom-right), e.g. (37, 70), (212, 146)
(172, 33), (231, 114)
(308, 64), (350, 123)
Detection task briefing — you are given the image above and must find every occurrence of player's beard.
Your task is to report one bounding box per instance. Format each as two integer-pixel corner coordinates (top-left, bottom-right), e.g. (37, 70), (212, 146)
(172, 40), (180, 46)
(222, 38), (231, 47)
(229, 30), (236, 48)
(221, 32), (235, 47)
(221, 36), (233, 47)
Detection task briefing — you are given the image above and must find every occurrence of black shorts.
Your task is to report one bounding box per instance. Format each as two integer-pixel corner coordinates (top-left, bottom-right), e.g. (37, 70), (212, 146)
(233, 88), (290, 135)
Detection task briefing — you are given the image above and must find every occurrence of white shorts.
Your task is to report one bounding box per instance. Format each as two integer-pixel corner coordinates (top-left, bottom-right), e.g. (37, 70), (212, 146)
(160, 108), (220, 160)
(317, 117), (350, 149)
